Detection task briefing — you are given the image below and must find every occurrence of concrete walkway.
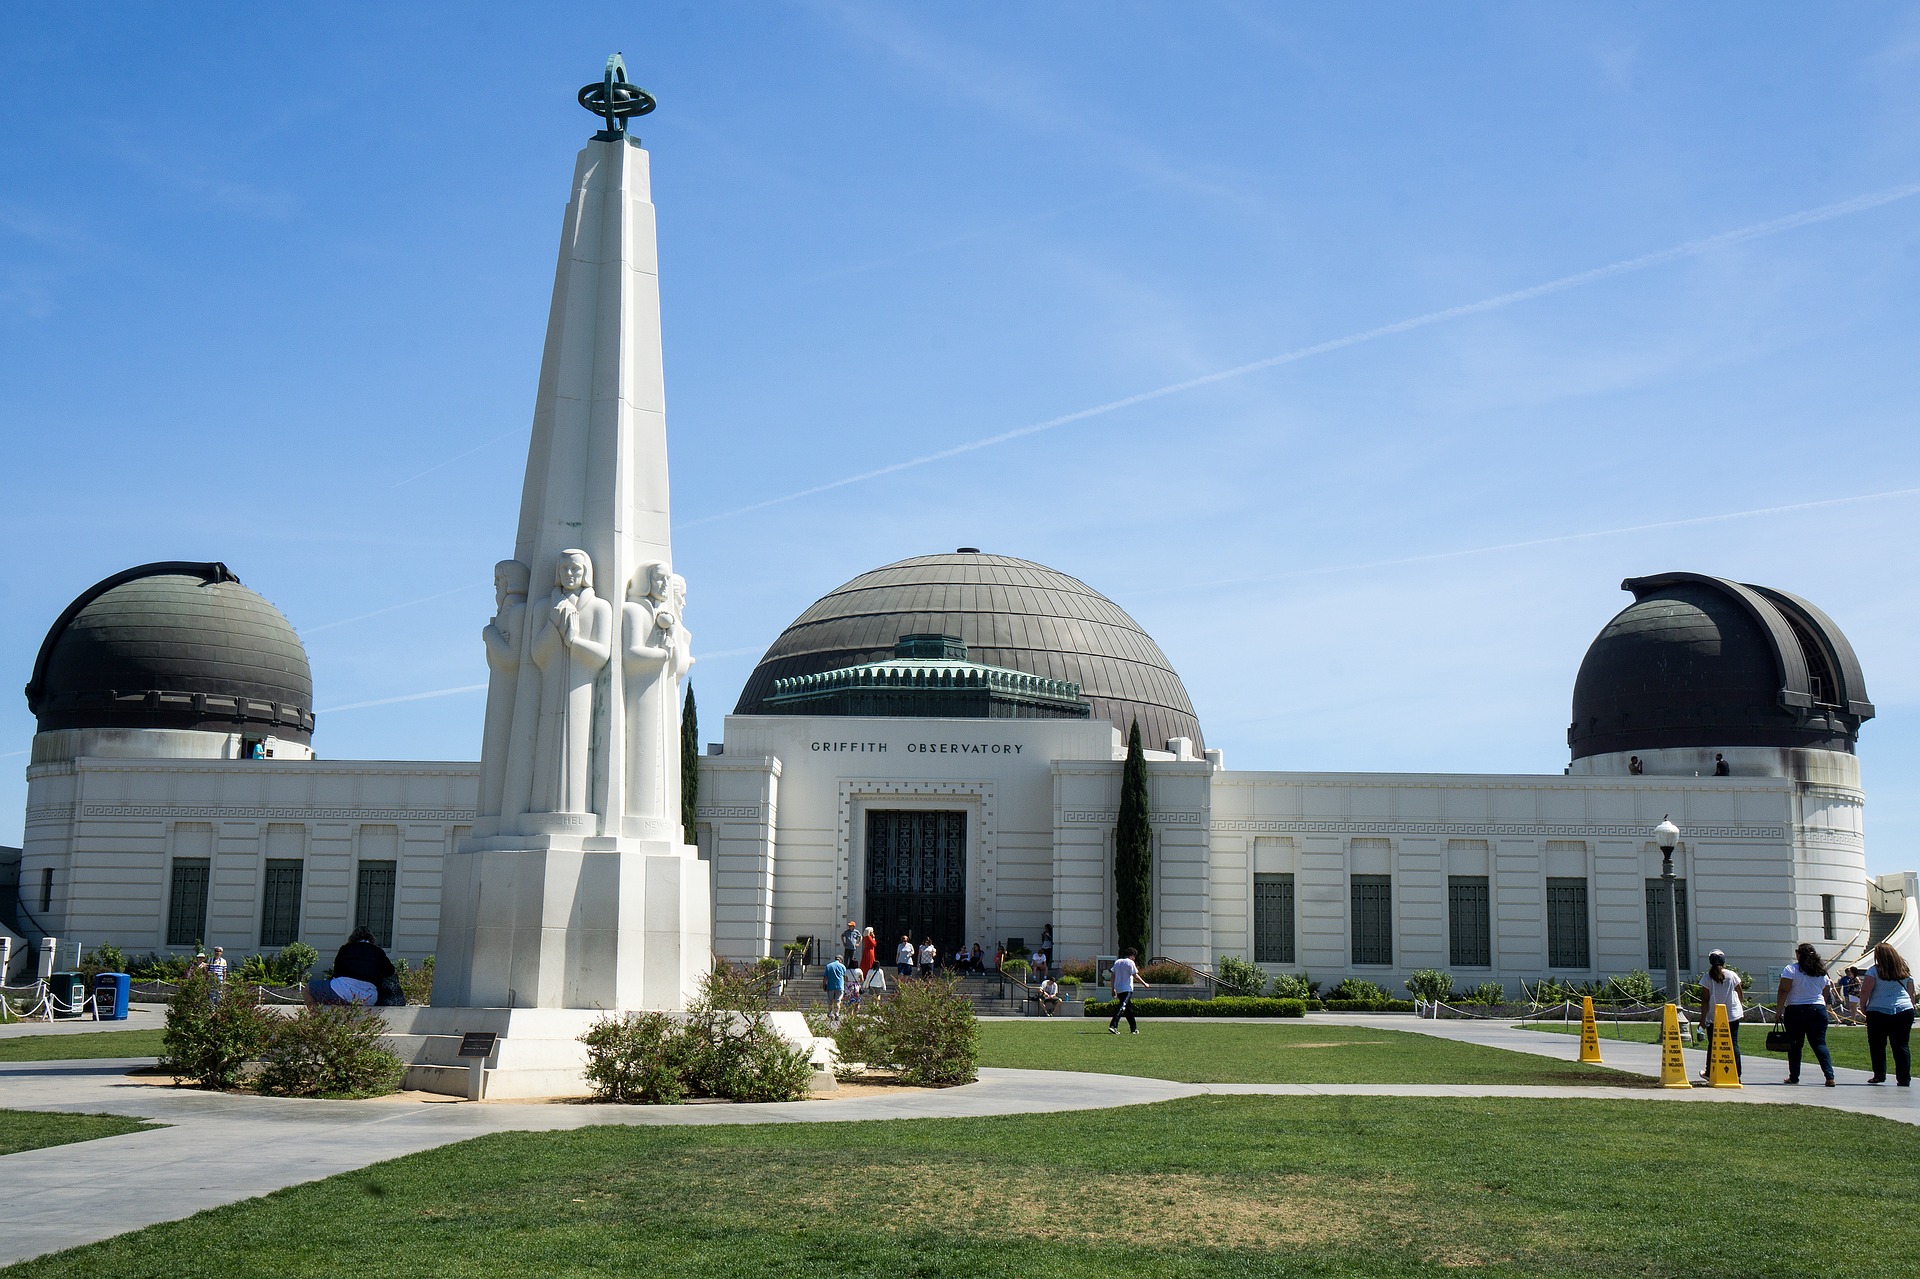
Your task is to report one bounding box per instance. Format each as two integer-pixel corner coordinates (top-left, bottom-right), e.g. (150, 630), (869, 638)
(2, 1013), (1916, 1268)
(0, 1007), (164, 1037)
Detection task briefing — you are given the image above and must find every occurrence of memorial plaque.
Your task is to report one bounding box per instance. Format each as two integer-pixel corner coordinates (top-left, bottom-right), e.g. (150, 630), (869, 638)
(458, 1031), (498, 1058)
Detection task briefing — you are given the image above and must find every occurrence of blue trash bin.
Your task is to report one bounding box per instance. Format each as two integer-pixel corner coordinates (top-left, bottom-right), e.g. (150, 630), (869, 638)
(93, 972), (130, 1021)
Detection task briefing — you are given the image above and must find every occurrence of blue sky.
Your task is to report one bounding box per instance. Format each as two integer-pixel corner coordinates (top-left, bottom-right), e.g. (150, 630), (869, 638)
(2, 5), (1916, 873)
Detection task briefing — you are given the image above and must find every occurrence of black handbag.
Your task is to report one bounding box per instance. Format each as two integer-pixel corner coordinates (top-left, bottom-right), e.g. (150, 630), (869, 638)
(1764, 1027), (1790, 1052)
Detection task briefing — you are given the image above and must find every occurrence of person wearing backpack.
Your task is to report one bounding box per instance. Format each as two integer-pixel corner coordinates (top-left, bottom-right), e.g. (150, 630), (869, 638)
(1858, 942), (1916, 1086)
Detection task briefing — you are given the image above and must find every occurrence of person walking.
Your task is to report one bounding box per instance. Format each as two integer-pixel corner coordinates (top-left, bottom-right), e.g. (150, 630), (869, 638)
(840, 920), (861, 969)
(1774, 942), (1840, 1087)
(895, 934), (916, 979)
(1107, 947), (1149, 1035)
(1696, 949), (1745, 1079)
(1838, 967), (1864, 1025)
(859, 926), (877, 979)
(823, 953), (848, 1023)
(918, 937), (938, 978)
(1858, 942), (1916, 1086)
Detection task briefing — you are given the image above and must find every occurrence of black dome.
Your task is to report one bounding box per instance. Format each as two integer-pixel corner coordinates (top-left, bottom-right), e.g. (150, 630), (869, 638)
(1569, 572), (1872, 760)
(736, 551), (1203, 749)
(26, 562), (315, 742)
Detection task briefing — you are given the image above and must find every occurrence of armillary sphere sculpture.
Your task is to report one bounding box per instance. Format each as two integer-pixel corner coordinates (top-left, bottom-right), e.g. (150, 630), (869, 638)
(579, 53), (656, 137)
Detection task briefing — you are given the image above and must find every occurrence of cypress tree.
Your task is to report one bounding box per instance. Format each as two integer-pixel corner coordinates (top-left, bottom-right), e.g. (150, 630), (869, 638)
(680, 684), (700, 846)
(1114, 718), (1152, 956)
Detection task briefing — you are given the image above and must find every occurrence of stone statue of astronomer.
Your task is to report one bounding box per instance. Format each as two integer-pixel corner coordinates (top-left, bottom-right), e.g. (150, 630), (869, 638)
(529, 549), (613, 815)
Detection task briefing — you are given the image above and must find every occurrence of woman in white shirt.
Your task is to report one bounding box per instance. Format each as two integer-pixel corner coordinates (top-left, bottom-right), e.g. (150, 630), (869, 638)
(1695, 949), (1745, 1079)
(1773, 942), (1839, 1087)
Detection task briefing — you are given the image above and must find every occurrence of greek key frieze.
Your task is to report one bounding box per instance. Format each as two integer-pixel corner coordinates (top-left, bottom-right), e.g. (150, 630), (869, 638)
(79, 804), (475, 822)
(1206, 819), (1785, 839)
(695, 806), (763, 819)
(1061, 810), (1203, 825)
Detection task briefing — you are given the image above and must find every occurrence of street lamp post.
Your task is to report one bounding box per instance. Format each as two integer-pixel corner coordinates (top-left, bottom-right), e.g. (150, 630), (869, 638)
(1655, 816), (1682, 1005)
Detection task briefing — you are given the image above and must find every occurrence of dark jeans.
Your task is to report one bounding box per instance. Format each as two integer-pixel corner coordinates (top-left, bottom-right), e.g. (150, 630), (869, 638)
(1109, 990), (1137, 1032)
(1783, 1004), (1835, 1081)
(1704, 1017), (1743, 1073)
(1865, 1008), (1915, 1083)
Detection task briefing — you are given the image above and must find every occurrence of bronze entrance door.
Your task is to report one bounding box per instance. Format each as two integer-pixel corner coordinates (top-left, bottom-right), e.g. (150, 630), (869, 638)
(864, 810), (966, 963)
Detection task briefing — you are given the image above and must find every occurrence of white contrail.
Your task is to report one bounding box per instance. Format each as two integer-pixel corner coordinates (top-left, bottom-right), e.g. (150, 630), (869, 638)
(1193, 484), (1920, 591)
(302, 584), (482, 634)
(390, 426), (523, 489)
(319, 683), (488, 715)
(677, 178), (1920, 531)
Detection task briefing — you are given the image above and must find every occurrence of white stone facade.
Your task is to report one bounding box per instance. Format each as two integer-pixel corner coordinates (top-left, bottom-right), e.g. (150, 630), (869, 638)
(21, 728), (474, 965)
(701, 712), (1871, 993)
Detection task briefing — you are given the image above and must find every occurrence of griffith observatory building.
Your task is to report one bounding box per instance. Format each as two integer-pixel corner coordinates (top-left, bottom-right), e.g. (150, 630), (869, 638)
(12, 553), (1913, 993)
(7, 79), (1915, 999)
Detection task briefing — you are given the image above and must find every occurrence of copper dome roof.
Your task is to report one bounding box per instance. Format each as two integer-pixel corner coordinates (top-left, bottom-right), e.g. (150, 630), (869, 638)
(735, 551), (1202, 749)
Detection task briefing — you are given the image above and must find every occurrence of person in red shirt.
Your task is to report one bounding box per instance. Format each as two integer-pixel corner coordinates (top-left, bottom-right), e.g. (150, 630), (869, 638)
(859, 926), (877, 977)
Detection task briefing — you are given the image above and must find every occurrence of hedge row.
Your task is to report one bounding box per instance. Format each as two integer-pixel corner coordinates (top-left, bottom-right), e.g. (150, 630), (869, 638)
(1081, 996), (1306, 1019)
(1318, 998), (1416, 1013)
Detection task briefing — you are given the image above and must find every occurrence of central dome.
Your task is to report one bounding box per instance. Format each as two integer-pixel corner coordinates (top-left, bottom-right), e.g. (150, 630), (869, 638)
(735, 551), (1203, 749)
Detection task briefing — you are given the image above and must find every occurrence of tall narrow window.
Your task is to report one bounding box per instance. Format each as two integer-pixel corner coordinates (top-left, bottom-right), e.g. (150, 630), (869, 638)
(354, 861), (398, 949)
(1350, 874), (1392, 966)
(1546, 878), (1591, 969)
(1822, 894), (1837, 942)
(1645, 878), (1691, 970)
(1448, 875), (1491, 967)
(260, 860), (304, 948)
(166, 860), (210, 947)
(39, 867), (52, 913)
(1254, 873), (1296, 963)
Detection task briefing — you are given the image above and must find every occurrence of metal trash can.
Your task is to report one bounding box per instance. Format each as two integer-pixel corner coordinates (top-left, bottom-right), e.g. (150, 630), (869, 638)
(93, 972), (131, 1021)
(46, 971), (86, 1019)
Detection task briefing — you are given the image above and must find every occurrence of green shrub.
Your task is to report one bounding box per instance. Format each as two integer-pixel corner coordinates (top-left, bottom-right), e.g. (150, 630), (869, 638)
(701, 960), (774, 1012)
(581, 981), (816, 1106)
(1082, 996), (1306, 1018)
(1057, 975), (1083, 994)
(396, 956), (434, 1005)
(1141, 961), (1195, 985)
(1602, 969), (1661, 1006)
(1058, 957), (1097, 982)
(1268, 971), (1316, 1000)
(128, 951), (195, 981)
(79, 942), (128, 983)
(999, 957), (1031, 983)
(1405, 969), (1453, 1002)
(255, 1004), (405, 1098)
(1321, 998), (1417, 1013)
(751, 956), (781, 981)
(1326, 977), (1391, 1004)
(160, 974), (274, 1090)
(1465, 980), (1507, 1005)
(829, 1001), (892, 1069)
(1215, 955), (1266, 997)
(875, 975), (978, 1086)
(583, 1011), (687, 1104)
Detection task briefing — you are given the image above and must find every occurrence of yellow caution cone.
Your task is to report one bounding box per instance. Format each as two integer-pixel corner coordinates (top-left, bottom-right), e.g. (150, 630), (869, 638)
(1707, 1002), (1742, 1088)
(1659, 1003), (1692, 1089)
(1578, 994), (1603, 1063)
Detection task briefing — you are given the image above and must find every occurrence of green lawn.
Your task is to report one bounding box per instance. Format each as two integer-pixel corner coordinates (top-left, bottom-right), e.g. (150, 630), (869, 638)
(980, 1018), (1642, 1085)
(0, 1029), (166, 1062)
(0, 1108), (156, 1157)
(1525, 1021), (1887, 1075)
(12, 1096), (1919, 1278)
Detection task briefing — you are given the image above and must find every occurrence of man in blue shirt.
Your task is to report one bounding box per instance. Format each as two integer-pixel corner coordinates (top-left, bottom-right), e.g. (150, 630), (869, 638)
(824, 955), (848, 1015)
(1107, 947), (1149, 1035)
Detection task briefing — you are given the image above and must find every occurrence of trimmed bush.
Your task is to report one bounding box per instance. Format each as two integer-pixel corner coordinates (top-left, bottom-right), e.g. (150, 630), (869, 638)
(999, 957), (1031, 983)
(1326, 977), (1392, 1004)
(1405, 969), (1453, 1001)
(1321, 998), (1417, 1013)
(1269, 971), (1317, 1000)
(160, 973), (274, 1090)
(831, 975), (978, 1085)
(255, 1003), (405, 1098)
(1058, 958), (1097, 982)
(1214, 955), (1266, 997)
(583, 1011), (687, 1104)
(581, 967), (817, 1105)
(1140, 961), (1195, 985)
(1082, 996), (1306, 1018)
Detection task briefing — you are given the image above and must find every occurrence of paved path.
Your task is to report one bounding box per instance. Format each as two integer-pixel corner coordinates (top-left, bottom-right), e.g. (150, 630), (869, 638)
(0, 1007), (164, 1038)
(3, 1014), (1917, 1268)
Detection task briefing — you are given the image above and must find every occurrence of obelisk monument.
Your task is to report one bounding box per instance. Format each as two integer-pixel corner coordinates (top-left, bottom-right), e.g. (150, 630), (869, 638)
(433, 56), (709, 1012)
